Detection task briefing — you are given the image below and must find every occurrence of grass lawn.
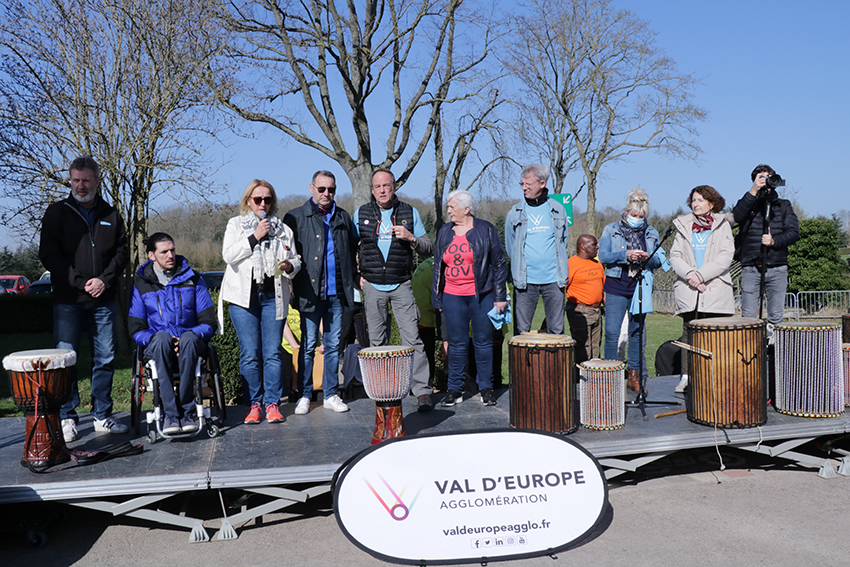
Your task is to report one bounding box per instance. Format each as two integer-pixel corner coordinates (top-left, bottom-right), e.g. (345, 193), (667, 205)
(496, 307), (684, 384)
(1, 306), (686, 417)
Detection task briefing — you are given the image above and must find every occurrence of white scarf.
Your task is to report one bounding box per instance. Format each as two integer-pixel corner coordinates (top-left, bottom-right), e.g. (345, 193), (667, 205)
(240, 212), (285, 284)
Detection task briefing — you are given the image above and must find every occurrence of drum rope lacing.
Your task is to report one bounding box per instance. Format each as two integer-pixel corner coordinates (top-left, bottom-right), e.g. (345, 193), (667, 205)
(674, 341), (726, 471)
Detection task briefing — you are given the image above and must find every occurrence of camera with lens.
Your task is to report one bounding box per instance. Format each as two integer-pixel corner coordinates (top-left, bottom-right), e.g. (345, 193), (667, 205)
(766, 173), (785, 188)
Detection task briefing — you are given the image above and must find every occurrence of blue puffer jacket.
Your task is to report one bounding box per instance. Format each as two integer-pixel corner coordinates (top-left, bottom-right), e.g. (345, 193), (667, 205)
(128, 256), (216, 347)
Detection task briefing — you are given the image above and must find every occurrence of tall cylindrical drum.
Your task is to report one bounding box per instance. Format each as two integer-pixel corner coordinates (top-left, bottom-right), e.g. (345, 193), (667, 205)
(686, 317), (767, 428)
(774, 323), (844, 418)
(843, 344), (850, 408)
(3, 349), (76, 470)
(508, 333), (577, 434)
(358, 346), (414, 444)
(578, 359), (626, 430)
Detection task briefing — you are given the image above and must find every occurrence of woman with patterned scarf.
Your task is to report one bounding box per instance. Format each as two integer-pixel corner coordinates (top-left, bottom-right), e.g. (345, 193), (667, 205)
(669, 185), (735, 392)
(221, 180), (302, 424)
(599, 189), (663, 393)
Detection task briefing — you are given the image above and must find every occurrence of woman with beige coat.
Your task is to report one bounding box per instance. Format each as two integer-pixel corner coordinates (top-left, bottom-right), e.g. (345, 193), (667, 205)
(669, 185), (735, 390)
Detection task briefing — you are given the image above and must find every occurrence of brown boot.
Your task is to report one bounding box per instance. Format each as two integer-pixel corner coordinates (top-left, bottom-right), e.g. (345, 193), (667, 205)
(627, 369), (641, 392)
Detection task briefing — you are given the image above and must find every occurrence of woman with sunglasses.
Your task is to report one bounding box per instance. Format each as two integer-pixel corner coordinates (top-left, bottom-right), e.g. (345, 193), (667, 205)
(220, 179), (301, 424)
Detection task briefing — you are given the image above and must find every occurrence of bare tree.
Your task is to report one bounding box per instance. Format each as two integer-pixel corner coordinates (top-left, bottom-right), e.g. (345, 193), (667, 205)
(208, 0), (499, 207)
(507, 0), (707, 233)
(0, 0), (224, 266)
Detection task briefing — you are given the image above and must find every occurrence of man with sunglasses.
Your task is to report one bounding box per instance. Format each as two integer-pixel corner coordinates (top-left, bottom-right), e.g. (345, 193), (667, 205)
(284, 170), (358, 414)
(353, 169), (435, 411)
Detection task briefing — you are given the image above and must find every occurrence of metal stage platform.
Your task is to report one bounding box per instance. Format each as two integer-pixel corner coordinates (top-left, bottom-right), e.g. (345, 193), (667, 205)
(1, 376), (849, 542)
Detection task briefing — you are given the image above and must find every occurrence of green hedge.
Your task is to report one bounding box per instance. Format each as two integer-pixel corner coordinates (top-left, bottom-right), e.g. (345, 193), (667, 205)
(208, 289), (242, 405)
(0, 295), (54, 334)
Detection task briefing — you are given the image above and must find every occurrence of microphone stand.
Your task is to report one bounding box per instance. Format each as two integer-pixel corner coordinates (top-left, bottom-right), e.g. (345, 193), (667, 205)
(625, 225), (680, 420)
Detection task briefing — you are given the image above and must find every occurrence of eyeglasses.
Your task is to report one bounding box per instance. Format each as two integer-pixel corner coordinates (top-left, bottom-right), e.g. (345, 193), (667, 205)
(252, 197), (273, 205)
(315, 186), (336, 194)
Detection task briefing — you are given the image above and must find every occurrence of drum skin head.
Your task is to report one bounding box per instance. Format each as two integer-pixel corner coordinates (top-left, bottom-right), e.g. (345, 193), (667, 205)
(508, 332), (575, 347)
(578, 358), (625, 371)
(776, 322), (839, 331)
(2, 349), (76, 372)
(358, 346), (414, 357)
(688, 316), (763, 329)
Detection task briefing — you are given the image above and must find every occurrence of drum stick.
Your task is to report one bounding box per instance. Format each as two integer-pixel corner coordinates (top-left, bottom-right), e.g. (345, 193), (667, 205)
(672, 340), (713, 358)
(654, 408), (687, 419)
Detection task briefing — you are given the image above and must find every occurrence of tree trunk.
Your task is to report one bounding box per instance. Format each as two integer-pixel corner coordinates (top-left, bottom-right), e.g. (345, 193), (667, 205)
(346, 161), (375, 210)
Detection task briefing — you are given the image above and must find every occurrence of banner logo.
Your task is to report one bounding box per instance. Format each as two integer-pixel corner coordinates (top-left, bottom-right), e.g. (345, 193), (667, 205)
(364, 474), (425, 521)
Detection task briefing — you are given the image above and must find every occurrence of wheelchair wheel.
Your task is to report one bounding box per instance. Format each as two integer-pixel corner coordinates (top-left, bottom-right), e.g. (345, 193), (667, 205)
(130, 372), (145, 435)
(206, 423), (220, 438)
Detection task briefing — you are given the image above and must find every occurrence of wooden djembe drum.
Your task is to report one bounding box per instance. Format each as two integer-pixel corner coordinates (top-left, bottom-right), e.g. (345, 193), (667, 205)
(358, 346), (414, 445)
(3, 349), (76, 471)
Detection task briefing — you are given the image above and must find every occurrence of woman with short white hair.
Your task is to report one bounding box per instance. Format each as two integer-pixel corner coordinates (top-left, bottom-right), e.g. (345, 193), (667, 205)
(431, 190), (507, 408)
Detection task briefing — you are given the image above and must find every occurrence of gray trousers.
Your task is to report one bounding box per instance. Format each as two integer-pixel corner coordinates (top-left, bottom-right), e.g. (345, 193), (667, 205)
(741, 265), (787, 325)
(514, 282), (565, 335)
(362, 280), (431, 397)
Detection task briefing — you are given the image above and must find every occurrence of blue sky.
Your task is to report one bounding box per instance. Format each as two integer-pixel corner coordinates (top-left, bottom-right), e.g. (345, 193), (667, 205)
(206, 0), (850, 221)
(4, 1), (848, 249)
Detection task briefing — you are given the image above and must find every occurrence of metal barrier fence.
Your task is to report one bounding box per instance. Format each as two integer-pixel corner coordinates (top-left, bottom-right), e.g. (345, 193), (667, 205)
(652, 289), (850, 321)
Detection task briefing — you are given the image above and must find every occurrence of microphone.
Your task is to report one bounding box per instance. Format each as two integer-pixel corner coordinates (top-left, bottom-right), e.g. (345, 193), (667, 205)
(258, 210), (269, 241)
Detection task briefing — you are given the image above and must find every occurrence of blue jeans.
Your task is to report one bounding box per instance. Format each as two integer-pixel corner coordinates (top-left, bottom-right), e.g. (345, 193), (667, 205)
(229, 291), (284, 407)
(145, 331), (206, 419)
(54, 301), (117, 421)
(443, 291), (495, 392)
(741, 265), (787, 326)
(299, 295), (343, 399)
(604, 293), (647, 378)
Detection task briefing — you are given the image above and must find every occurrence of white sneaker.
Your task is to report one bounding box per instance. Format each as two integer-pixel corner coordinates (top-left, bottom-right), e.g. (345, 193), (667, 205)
(62, 419), (77, 443)
(93, 416), (129, 434)
(323, 395), (349, 413)
(294, 397), (310, 415)
(674, 374), (689, 393)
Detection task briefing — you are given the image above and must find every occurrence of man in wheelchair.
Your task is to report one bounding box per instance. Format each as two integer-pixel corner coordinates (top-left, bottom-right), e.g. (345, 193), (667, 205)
(128, 233), (217, 435)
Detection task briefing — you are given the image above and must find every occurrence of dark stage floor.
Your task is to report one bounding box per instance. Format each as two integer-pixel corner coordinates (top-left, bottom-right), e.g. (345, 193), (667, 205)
(2, 376), (848, 505)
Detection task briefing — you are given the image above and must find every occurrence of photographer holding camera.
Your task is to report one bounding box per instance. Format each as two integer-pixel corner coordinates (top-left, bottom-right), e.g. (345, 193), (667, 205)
(732, 164), (799, 330)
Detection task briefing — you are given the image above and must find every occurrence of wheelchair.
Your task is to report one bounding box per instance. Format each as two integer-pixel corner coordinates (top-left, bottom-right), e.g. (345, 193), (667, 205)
(130, 342), (227, 443)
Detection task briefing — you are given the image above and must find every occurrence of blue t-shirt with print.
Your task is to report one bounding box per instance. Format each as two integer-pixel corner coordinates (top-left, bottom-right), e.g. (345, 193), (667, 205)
(691, 229), (711, 270)
(524, 203), (558, 285)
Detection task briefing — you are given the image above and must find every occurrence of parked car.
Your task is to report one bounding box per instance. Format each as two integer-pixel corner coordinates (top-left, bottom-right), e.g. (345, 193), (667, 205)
(25, 280), (53, 296)
(201, 271), (224, 290)
(0, 275), (31, 295)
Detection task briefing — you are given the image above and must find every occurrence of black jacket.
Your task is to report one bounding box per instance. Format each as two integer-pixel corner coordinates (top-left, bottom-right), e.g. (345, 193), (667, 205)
(284, 199), (358, 311)
(357, 197), (418, 284)
(39, 193), (129, 304)
(732, 189), (799, 267)
(431, 218), (508, 311)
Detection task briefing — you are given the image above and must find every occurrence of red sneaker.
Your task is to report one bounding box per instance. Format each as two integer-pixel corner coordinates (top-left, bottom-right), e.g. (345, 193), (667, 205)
(266, 403), (285, 423)
(244, 402), (262, 424)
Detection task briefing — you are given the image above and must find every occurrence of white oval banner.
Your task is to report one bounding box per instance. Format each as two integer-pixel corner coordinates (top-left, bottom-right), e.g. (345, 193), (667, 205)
(334, 429), (608, 564)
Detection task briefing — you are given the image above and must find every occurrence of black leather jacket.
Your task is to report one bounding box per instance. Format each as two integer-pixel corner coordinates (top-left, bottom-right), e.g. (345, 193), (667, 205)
(284, 199), (357, 311)
(431, 218), (508, 310)
(732, 190), (799, 267)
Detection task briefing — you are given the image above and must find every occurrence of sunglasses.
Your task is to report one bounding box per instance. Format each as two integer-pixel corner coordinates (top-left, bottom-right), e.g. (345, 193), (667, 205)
(252, 197), (274, 205)
(315, 185), (336, 194)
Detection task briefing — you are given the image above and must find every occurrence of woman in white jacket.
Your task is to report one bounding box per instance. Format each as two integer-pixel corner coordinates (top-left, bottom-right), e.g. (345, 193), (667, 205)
(221, 179), (301, 424)
(669, 185), (735, 390)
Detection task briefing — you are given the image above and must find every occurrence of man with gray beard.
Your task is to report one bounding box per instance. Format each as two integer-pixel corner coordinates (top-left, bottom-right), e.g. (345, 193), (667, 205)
(39, 156), (129, 443)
